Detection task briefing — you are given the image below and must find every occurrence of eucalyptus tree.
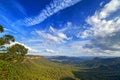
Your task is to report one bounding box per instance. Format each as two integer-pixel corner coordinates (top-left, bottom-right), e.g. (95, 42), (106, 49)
(0, 25), (4, 33)
(3, 35), (15, 44)
(0, 25), (15, 46)
(0, 25), (5, 46)
(0, 25), (28, 62)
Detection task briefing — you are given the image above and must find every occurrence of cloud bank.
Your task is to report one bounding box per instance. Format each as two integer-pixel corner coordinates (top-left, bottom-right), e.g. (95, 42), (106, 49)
(82, 0), (120, 55)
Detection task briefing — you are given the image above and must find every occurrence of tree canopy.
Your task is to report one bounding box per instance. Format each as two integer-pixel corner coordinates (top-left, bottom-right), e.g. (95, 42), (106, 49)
(8, 44), (28, 56)
(0, 25), (4, 33)
(0, 25), (28, 62)
(3, 35), (15, 44)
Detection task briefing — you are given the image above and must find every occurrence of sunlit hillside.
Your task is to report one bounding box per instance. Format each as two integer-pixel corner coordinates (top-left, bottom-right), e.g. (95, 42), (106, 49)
(0, 56), (78, 80)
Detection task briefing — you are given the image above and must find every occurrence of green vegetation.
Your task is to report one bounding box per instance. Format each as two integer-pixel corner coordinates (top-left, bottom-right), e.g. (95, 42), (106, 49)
(0, 60), (15, 80)
(0, 54), (120, 80)
(73, 57), (120, 80)
(49, 57), (120, 80)
(0, 25), (14, 46)
(73, 69), (120, 80)
(0, 56), (78, 80)
(0, 25), (28, 62)
(14, 57), (75, 80)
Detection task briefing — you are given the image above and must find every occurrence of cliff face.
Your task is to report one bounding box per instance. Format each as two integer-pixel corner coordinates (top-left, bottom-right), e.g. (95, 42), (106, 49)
(22, 55), (43, 63)
(24, 56), (42, 59)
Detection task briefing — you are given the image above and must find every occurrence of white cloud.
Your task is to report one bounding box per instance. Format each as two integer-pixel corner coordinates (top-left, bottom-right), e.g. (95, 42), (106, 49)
(82, 0), (120, 55)
(59, 22), (82, 38)
(4, 28), (17, 34)
(35, 26), (70, 44)
(70, 41), (92, 53)
(77, 29), (93, 39)
(57, 33), (68, 39)
(49, 26), (56, 32)
(4, 41), (40, 53)
(87, 0), (120, 36)
(24, 0), (81, 26)
(49, 26), (69, 40)
(27, 39), (43, 43)
(99, 0), (120, 19)
(69, 40), (117, 56)
(100, 1), (105, 7)
(36, 31), (65, 43)
(44, 49), (57, 54)
(25, 23), (85, 56)
(82, 0), (120, 38)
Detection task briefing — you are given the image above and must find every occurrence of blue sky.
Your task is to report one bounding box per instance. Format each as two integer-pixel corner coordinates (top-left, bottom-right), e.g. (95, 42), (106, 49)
(0, 0), (120, 56)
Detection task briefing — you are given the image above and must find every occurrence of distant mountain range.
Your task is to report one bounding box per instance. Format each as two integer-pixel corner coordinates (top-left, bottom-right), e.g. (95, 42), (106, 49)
(46, 56), (120, 80)
(45, 56), (118, 66)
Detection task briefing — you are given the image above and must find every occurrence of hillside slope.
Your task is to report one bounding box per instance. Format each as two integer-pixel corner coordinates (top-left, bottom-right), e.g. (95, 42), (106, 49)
(0, 56), (77, 80)
(48, 56), (120, 80)
(1, 56), (120, 80)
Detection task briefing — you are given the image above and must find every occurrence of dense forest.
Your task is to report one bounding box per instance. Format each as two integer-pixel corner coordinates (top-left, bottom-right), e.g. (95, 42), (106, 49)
(47, 56), (120, 80)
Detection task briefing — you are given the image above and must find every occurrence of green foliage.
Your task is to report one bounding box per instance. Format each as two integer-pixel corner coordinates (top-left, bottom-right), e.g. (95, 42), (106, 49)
(0, 25), (28, 63)
(73, 69), (120, 80)
(0, 38), (5, 46)
(0, 53), (23, 63)
(3, 35), (15, 44)
(0, 56), (76, 80)
(0, 55), (120, 80)
(8, 44), (28, 56)
(14, 56), (75, 80)
(0, 25), (15, 46)
(0, 25), (4, 33)
(49, 57), (120, 80)
(0, 60), (15, 80)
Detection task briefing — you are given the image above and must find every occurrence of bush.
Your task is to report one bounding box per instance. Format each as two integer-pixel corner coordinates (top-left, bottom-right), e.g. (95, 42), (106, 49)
(0, 60), (15, 80)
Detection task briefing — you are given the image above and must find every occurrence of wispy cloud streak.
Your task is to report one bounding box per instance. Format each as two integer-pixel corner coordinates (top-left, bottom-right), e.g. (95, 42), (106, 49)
(24, 0), (81, 26)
